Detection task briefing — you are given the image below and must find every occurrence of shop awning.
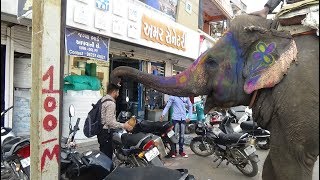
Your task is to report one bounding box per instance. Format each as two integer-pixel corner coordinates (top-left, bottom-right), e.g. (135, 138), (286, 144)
(202, 0), (234, 22)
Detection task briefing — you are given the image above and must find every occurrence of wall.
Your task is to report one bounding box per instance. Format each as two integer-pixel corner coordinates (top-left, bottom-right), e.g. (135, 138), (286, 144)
(176, 0), (200, 31)
(66, 0), (200, 60)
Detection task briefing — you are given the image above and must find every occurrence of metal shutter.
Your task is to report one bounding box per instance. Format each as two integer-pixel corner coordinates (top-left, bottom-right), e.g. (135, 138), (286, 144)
(12, 25), (32, 54)
(1, 21), (8, 45)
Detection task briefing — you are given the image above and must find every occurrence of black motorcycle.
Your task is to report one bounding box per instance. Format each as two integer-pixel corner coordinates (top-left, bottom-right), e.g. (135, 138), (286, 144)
(112, 128), (164, 167)
(220, 109), (270, 150)
(131, 119), (178, 156)
(1, 106), (30, 180)
(190, 121), (259, 177)
(59, 104), (113, 179)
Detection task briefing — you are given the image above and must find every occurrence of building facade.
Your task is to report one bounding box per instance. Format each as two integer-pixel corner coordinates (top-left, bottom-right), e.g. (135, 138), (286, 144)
(1, 0), (243, 142)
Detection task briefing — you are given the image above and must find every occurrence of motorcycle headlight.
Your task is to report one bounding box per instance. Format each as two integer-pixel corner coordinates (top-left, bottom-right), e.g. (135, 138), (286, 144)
(248, 137), (256, 146)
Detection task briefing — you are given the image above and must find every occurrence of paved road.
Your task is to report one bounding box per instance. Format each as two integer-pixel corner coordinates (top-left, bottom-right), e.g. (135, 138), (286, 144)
(163, 140), (319, 180)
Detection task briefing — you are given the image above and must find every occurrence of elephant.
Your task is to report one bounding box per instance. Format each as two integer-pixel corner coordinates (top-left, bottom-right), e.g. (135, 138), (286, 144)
(111, 14), (319, 180)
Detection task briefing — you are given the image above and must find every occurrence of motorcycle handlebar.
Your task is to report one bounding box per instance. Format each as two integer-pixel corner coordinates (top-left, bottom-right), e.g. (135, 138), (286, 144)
(70, 118), (81, 142)
(1, 106), (14, 118)
(74, 118), (80, 131)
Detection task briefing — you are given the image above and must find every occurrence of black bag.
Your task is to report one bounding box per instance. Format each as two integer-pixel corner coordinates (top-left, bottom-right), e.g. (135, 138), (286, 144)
(83, 98), (113, 138)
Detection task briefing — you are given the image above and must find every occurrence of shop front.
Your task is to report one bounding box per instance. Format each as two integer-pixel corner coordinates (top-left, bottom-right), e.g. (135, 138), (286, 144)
(65, 0), (200, 129)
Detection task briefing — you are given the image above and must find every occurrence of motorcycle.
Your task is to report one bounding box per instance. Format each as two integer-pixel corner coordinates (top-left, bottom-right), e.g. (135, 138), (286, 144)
(60, 104), (112, 179)
(220, 108), (271, 150)
(190, 121), (259, 177)
(131, 118), (178, 157)
(1, 106), (30, 180)
(112, 127), (164, 167)
(117, 97), (178, 159)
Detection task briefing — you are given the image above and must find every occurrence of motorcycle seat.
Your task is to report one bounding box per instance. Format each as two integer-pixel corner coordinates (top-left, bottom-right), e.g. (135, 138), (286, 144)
(2, 137), (22, 153)
(218, 132), (248, 145)
(121, 132), (150, 147)
(240, 121), (258, 130)
(139, 120), (171, 133)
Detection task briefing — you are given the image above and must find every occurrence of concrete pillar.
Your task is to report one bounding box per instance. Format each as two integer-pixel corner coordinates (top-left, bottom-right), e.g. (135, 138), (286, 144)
(30, 0), (64, 179)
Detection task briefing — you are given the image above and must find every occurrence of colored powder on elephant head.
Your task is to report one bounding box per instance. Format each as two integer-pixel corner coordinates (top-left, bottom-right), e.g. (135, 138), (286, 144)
(211, 32), (244, 101)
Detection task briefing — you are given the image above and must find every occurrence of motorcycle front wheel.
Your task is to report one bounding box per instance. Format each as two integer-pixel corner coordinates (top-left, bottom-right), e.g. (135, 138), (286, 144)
(190, 137), (214, 157)
(235, 159), (258, 177)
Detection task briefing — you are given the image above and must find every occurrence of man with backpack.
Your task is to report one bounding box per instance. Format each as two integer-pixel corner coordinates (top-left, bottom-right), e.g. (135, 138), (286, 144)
(97, 83), (133, 159)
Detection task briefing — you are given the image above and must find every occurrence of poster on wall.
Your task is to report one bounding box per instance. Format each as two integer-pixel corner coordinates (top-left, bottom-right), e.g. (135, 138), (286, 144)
(138, 0), (178, 20)
(65, 28), (110, 61)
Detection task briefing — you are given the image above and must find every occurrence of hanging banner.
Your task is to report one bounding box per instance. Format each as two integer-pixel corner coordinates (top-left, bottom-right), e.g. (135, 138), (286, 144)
(65, 28), (110, 61)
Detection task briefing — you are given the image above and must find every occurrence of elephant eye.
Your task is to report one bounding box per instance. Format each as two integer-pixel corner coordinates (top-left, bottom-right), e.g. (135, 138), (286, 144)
(206, 57), (218, 67)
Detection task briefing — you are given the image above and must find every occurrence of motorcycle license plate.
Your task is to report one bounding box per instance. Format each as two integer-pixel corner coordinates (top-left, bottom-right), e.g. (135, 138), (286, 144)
(167, 130), (174, 138)
(244, 145), (256, 156)
(20, 157), (30, 168)
(145, 147), (160, 162)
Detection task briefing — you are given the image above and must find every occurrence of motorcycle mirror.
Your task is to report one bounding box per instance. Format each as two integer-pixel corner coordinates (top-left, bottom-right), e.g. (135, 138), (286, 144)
(69, 105), (75, 117)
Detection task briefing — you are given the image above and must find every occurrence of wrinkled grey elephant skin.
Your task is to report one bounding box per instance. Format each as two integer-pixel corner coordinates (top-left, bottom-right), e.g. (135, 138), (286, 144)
(111, 14), (319, 180)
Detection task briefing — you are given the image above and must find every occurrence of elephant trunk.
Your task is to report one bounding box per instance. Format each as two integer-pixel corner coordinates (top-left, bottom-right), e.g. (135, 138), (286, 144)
(111, 66), (209, 97)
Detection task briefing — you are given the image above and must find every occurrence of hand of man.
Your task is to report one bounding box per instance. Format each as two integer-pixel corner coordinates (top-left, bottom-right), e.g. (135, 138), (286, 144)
(186, 118), (191, 123)
(124, 121), (133, 131)
(159, 115), (164, 122)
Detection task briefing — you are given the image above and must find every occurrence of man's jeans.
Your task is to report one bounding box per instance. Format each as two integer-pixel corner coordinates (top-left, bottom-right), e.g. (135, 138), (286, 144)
(171, 120), (186, 154)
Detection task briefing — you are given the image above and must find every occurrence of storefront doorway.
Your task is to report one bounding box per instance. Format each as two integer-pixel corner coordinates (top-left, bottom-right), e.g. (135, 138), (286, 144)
(110, 57), (140, 117)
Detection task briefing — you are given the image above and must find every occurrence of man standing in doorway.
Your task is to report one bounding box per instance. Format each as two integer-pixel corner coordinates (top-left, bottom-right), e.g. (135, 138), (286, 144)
(160, 96), (192, 158)
(97, 83), (133, 159)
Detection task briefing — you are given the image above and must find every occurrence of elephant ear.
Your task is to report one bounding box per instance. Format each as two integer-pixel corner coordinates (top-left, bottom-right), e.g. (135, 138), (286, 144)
(243, 30), (298, 94)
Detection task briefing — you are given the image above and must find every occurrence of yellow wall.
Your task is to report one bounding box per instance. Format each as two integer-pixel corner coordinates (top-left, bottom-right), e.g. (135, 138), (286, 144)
(176, 0), (200, 31)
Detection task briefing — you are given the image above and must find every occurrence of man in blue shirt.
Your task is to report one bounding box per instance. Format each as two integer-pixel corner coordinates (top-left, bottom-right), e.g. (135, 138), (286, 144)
(160, 96), (193, 158)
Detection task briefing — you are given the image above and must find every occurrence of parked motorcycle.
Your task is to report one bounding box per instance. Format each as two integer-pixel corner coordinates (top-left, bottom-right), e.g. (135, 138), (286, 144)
(220, 108), (271, 150)
(60, 104), (112, 180)
(190, 121), (259, 177)
(131, 118), (178, 157)
(112, 127), (164, 167)
(1, 106), (30, 180)
(117, 97), (178, 159)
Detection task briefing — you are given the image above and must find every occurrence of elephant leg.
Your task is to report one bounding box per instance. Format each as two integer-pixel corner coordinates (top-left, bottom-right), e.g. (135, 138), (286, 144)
(263, 118), (318, 180)
(262, 154), (277, 180)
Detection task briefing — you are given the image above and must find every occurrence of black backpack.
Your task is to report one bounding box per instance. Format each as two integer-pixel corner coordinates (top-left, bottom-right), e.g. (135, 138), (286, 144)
(83, 98), (113, 138)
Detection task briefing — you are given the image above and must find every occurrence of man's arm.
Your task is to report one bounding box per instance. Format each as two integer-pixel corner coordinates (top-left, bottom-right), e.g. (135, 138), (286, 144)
(249, 0), (283, 18)
(186, 98), (193, 119)
(265, 0), (283, 13)
(102, 102), (124, 129)
(162, 96), (174, 116)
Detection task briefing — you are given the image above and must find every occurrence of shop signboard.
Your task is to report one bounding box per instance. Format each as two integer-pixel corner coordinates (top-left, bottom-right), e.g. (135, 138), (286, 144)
(65, 28), (110, 61)
(141, 14), (186, 51)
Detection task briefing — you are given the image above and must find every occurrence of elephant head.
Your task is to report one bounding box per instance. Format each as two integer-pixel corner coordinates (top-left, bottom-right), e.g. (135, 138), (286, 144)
(111, 14), (297, 113)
